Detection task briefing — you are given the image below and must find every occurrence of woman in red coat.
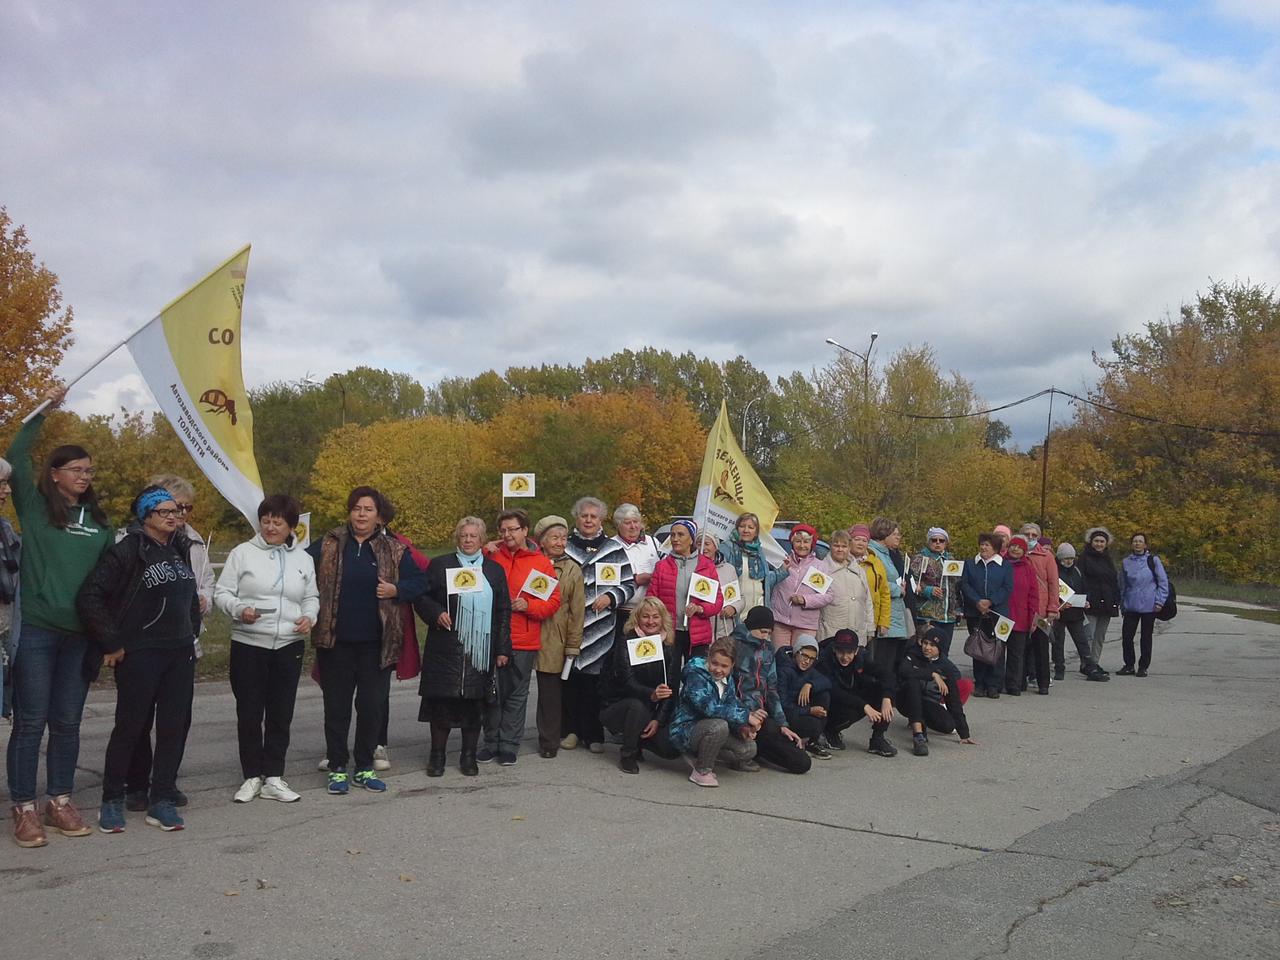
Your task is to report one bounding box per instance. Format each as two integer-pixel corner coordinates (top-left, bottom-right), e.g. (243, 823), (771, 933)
(648, 520), (722, 666)
(1003, 535), (1044, 697)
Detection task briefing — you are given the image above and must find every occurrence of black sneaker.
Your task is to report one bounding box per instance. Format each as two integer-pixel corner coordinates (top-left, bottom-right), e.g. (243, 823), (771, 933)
(476, 747), (498, 763)
(1136, 669), (1148, 677)
(1085, 667), (1110, 682)
(868, 736), (898, 758)
(497, 752), (517, 766)
(806, 741), (833, 760)
(1053, 666), (1065, 681)
(986, 688), (1000, 699)
(125, 791), (149, 813)
(912, 734), (929, 757)
(826, 729), (846, 750)
(1116, 665), (1135, 675)
(619, 753), (639, 774)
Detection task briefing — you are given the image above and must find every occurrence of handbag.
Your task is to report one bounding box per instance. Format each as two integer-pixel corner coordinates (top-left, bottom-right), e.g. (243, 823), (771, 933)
(964, 624), (1001, 665)
(1149, 555), (1177, 621)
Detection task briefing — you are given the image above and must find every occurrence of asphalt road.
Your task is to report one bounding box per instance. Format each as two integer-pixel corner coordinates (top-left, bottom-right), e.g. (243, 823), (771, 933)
(3, 599), (1278, 960)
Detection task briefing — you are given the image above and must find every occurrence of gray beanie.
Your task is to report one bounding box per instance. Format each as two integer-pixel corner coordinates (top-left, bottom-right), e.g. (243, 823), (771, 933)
(793, 634), (819, 654)
(1056, 542), (1076, 560)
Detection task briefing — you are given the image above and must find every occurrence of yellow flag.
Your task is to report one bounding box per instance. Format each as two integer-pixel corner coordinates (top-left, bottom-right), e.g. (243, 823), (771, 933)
(126, 246), (263, 525)
(693, 400), (780, 543)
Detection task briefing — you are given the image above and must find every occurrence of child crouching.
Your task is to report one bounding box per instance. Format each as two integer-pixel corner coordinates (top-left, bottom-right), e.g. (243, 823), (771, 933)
(668, 638), (764, 787)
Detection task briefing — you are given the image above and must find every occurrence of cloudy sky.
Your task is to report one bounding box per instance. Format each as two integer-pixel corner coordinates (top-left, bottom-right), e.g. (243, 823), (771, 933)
(3, 0), (1278, 445)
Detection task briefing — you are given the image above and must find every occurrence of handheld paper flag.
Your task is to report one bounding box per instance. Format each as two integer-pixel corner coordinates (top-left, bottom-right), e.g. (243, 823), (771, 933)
(721, 579), (741, 606)
(126, 246), (264, 526)
(942, 559), (964, 577)
(502, 473), (536, 497)
(803, 569), (832, 596)
(627, 635), (665, 666)
(687, 572), (719, 606)
(993, 615), (1015, 642)
(447, 568), (484, 595)
(521, 569), (558, 600)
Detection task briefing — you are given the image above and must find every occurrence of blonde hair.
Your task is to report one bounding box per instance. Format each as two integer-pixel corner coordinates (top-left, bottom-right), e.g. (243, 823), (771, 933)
(624, 597), (675, 647)
(149, 473), (195, 501)
(454, 515), (487, 544)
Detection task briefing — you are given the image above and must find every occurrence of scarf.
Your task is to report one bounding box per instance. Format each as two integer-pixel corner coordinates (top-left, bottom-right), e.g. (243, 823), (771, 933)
(455, 550), (493, 671)
(733, 533), (768, 581)
(671, 552), (698, 628)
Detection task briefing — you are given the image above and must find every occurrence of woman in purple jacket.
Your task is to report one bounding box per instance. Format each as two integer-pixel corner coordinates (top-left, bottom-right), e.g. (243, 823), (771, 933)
(1117, 533), (1168, 677)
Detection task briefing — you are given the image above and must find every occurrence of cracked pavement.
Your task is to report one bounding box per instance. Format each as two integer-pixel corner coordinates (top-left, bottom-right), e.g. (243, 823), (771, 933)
(3, 598), (1279, 959)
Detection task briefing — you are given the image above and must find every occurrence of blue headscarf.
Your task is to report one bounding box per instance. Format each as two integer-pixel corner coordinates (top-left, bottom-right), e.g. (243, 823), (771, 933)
(135, 487), (175, 522)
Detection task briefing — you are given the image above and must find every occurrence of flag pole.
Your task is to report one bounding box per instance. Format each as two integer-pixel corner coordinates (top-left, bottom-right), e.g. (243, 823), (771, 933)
(21, 337), (130, 423)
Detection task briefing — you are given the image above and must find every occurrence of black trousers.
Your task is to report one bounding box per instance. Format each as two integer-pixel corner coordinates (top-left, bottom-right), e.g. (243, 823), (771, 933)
(897, 679), (960, 736)
(1052, 618), (1095, 670)
(870, 636), (908, 673)
(317, 642), (391, 772)
(1027, 628), (1050, 690)
(125, 691), (193, 795)
(755, 717), (812, 773)
(599, 697), (681, 758)
(230, 641), (303, 779)
(103, 647), (195, 803)
(562, 668), (604, 745)
(827, 686), (890, 736)
(1004, 631), (1028, 693)
(1122, 612), (1156, 671)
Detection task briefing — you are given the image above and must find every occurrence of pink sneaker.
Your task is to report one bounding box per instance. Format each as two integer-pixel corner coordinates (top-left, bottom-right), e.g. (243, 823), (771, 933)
(689, 769), (719, 788)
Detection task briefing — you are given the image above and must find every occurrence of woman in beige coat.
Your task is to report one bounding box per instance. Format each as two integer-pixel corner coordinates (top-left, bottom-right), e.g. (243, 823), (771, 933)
(818, 530), (876, 645)
(532, 515), (584, 758)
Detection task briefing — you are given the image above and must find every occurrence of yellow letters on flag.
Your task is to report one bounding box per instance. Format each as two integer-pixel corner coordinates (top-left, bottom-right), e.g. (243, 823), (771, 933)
(126, 246), (264, 526)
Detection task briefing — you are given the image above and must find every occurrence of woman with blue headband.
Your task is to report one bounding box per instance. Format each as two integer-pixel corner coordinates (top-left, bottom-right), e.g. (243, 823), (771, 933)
(77, 484), (202, 833)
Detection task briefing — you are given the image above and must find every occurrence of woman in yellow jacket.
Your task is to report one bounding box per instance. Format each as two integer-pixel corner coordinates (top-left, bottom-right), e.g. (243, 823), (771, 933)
(849, 524), (891, 643)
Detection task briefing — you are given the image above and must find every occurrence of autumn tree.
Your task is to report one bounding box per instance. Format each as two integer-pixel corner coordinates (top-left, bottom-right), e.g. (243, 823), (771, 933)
(0, 208), (75, 424)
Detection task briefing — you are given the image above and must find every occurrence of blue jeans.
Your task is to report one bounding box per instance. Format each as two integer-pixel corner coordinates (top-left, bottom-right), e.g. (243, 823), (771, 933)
(5, 623), (91, 803)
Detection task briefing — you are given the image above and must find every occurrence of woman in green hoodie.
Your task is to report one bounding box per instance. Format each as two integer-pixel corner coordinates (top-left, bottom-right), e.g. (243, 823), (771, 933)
(5, 390), (114, 848)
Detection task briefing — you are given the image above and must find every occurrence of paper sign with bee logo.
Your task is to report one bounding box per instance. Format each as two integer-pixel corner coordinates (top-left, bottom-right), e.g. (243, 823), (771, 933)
(627, 635), (665, 666)
(520, 569), (558, 601)
(802, 569), (832, 596)
(447, 567), (484, 595)
(993, 615), (1015, 642)
(502, 473), (536, 497)
(1058, 580), (1074, 601)
(686, 573), (720, 607)
(596, 563), (622, 586)
(721, 579), (741, 606)
(942, 559), (964, 577)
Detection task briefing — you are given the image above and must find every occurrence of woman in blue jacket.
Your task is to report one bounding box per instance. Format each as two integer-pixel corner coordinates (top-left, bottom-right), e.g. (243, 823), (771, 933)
(1117, 533), (1168, 677)
(960, 532), (1012, 699)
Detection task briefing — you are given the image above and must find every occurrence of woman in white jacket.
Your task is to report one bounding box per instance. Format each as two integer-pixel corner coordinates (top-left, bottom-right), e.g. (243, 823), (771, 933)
(215, 495), (319, 804)
(818, 530), (876, 645)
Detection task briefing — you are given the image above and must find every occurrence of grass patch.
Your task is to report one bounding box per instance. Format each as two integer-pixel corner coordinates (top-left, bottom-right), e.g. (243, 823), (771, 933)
(1188, 602), (1280, 627)
(1178, 579), (1280, 610)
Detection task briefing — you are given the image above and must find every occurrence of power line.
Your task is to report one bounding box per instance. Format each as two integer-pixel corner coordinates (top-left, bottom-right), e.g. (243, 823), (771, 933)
(898, 386), (1280, 438)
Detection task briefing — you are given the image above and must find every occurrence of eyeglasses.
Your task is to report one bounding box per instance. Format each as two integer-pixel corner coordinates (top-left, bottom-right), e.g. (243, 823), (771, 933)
(928, 537), (947, 543)
(498, 526), (525, 535)
(151, 508), (182, 519)
(176, 503), (194, 513)
(795, 651), (817, 663)
(55, 466), (96, 478)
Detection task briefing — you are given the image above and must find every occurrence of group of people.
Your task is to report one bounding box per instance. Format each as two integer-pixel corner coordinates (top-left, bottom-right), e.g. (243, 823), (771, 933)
(1, 400), (1172, 847)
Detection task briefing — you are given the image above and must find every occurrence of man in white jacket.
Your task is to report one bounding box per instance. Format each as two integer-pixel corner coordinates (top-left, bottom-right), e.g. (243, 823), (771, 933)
(214, 494), (319, 804)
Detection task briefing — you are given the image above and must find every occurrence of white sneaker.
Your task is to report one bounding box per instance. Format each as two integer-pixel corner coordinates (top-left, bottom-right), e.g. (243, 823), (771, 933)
(233, 777), (263, 804)
(373, 745), (391, 772)
(317, 757), (330, 772)
(259, 777), (301, 803)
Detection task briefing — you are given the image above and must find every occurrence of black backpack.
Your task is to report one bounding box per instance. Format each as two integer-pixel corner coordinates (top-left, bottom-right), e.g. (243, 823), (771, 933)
(1148, 555), (1177, 621)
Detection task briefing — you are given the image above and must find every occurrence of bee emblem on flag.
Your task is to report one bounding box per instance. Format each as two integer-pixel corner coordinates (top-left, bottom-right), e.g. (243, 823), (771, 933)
(199, 389), (239, 426)
(634, 638), (658, 660)
(531, 576), (548, 593)
(693, 579), (712, 596)
(454, 570), (477, 589)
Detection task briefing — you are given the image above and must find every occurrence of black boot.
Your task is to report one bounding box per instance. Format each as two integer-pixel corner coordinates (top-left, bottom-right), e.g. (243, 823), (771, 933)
(619, 751), (640, 774)
(426, 749), (446, 778)
(459, 748), (479, 776)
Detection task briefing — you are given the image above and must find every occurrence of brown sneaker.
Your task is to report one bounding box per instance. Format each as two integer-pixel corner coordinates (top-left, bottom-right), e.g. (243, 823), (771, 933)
(12, 804), (48, 848)
(43, 796), (92, 838)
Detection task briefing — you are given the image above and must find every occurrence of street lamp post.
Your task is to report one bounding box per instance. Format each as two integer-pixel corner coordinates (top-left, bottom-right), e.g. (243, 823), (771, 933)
(825, 333), (879, 464)
(742, 396), (763, 456)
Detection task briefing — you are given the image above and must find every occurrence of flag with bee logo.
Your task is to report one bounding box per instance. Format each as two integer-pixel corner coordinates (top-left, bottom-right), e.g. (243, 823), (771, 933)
(126, 246), (264, 527)
(626, 635), (665, 666)
(693, 400), (784, 563)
